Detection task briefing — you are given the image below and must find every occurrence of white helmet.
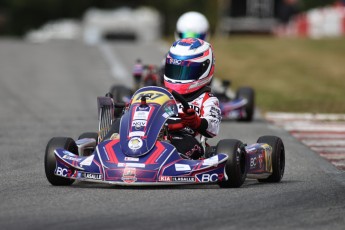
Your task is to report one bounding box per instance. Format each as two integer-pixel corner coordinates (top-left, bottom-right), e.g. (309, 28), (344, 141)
(175, 11), (209, 41)
(164, 38), (215, 95)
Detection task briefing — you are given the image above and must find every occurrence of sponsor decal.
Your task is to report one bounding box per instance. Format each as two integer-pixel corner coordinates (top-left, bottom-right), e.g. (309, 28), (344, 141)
(202, 155), (219, 166)
(128, 137), (143, 150)
(162, 113), (169, 118)
(124, 157), (139, 162)
(182, 126), (195, 135)
(133, 111), (150, 120)
(121, 168), (137, 183)
(63, 155), (81, 162)
(128, 131), (145, 137)
(81, 172), (102, 180)
(169, 58), (182, 65)
(138, 106), (150, 111)
(118, 163), (145, 168)
(132, 91), (169, 105)
(79, 155), (94, 166)
(175, 164), (191, 171)
(159, 176), (172, 182)
(164, 106), (175, 116)
(56, 167), (68, 177)
(63, 150), (76, 156)
(178, 104), (200, 114)
(132, 120), (147, 130)
(172, 177), (195, 182)
(185, 144), (202, 158)
(199, 173), (218, 182)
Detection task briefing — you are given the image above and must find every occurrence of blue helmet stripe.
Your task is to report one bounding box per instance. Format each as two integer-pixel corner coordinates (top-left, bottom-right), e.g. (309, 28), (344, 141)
(169, 52), (203, 60)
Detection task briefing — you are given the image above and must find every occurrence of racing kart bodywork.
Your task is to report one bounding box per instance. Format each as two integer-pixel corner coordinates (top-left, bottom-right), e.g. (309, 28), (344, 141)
(45, 86), (284, 188)
(109, 79), (255, 122)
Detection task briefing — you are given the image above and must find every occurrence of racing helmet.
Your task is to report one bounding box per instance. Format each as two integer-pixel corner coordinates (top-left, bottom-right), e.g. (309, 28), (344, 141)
(164, 38), (215, 95)
(175, 11), (209, 41)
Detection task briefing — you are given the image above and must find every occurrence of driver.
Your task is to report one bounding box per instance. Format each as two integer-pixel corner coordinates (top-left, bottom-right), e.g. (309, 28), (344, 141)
(159, 11), (210, 85)
(105, 38), (221, 160)
(164, 38), (221, 159)
(175, 11), (209, 41)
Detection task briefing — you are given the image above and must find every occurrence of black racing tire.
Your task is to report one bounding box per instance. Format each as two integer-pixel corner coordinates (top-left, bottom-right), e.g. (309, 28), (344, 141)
(110, 85), (132, 103)
(78, 132), (99, 144)
(257, 136), (285, 183)
(217, 139), (247, 188)
(110, 85), (132, 118)
(45, 137), (78, 186)
(236, 87), (255, 122)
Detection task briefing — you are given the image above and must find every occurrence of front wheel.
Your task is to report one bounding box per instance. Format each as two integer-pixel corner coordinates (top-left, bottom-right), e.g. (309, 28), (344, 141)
(44, 137), (78, 186)
(257, 136), (285, 183)
(217, 139), (247, 188)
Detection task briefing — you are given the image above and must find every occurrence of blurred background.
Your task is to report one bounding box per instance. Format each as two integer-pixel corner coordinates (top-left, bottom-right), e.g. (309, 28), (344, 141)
(0, 0), (341, 37)
(0, 0), (344, 113)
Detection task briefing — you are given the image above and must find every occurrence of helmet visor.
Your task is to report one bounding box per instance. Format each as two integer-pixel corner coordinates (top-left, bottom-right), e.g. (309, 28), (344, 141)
(165, 60), (210, 81)
(178, 32), (207, 40)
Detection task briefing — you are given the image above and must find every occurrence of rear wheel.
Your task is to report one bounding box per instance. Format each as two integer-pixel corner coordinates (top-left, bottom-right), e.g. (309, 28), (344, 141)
(217, 139), (247, 188)
(236, 87), (255, 122)
(257, 136), (285, 183)
(44, 137), (78, 186)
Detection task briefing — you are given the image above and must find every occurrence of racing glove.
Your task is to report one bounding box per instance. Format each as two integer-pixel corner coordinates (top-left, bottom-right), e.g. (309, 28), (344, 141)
(168, 122), (185, 131)
(179, 108), (202, 130)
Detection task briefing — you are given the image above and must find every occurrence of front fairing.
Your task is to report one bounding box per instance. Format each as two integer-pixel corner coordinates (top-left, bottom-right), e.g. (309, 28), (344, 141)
(119, 86), (178, 157)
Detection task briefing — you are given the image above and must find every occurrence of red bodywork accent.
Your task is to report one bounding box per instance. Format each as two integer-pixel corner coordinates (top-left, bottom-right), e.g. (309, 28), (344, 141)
(105, 139), (120, 164)
(145, 141), (165, 164)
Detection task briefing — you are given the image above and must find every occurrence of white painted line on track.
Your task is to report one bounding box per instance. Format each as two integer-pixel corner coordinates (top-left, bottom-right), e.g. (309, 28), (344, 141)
(291, 132), (345, 139)
(98, 42), (130, 80)
(303, 140), (345, 146)
(266, 112), (345, 121)
(332, 161), (345, 168)
(319, 153), (345, 160)
(266, 112), (345, 171)
(284, 123), (345, 132)
(311, 147), (345, 152)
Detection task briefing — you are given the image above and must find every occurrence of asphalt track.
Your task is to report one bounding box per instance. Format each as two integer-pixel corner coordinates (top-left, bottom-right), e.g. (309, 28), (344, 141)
(0, 39), (344, 230)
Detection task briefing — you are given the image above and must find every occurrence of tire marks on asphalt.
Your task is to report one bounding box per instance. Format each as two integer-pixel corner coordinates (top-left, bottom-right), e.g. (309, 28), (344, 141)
(266, 112), (345, 171)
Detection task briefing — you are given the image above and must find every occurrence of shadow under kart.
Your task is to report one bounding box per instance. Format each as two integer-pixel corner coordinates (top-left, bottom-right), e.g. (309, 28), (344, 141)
(45, 86), (284, 188)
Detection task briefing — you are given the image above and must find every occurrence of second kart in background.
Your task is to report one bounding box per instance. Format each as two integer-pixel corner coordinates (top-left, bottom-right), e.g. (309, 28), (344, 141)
(213, 80), (255, 122)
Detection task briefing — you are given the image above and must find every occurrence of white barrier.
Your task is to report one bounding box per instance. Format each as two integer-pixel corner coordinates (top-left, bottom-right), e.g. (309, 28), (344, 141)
(276, 5), (345, 38)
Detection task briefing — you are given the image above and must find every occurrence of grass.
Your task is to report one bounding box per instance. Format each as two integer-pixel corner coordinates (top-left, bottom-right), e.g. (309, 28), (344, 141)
(211, 36), (345, 114)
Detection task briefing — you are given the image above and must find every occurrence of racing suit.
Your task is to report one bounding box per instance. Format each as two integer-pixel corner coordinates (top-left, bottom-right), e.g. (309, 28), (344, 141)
(168, 86), (222, 159)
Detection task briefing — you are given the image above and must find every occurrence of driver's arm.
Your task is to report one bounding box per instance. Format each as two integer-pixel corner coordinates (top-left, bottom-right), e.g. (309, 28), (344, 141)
(198, 95), (221, 138)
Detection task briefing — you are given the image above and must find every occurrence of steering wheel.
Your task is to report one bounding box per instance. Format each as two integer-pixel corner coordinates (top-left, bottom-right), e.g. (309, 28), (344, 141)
(171, 90), (190, 112)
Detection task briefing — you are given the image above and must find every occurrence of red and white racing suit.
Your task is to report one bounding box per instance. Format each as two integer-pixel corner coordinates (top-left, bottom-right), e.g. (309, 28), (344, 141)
(177, 92), (221, 138)
(168, 87), (221, 159)
(169, 87), (221, 140)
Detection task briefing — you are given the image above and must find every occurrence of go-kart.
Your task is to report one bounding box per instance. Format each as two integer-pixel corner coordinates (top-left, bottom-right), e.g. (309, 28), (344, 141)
(45, 86), (284, 187)
(213, 80), (255, 122)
